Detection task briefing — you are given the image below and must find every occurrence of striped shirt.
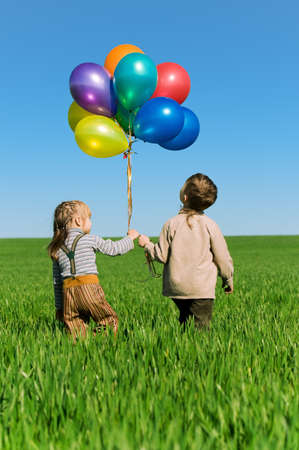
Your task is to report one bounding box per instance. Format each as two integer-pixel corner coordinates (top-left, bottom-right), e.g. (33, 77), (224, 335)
(52, 228), (134, 310)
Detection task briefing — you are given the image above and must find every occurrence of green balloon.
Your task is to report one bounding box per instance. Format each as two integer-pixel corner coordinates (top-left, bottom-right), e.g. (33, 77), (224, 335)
(116, 104), (139, 135)
(114, 53), (157, 111)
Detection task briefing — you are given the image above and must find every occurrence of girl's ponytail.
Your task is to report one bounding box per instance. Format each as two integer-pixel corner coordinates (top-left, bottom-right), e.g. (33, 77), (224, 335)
(47, 226), (68, 260)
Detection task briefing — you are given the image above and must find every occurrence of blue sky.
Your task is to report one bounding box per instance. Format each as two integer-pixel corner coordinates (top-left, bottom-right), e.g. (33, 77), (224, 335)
(1, 0), (298, 237)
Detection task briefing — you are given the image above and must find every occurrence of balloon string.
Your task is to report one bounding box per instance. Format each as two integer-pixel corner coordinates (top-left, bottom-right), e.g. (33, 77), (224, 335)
(127, 113), (133, 231)
(145, 251), (161, 278)
(127, 146), (132, 230)
(125, 113), (159, 280)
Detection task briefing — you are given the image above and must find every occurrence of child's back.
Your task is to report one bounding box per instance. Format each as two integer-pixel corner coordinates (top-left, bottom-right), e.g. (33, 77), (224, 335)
(55, 228), (132, 280)
(155, 212), (233, 300)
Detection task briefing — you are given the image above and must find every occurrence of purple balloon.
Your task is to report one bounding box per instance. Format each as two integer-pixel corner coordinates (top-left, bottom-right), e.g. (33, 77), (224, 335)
(70, 63), (117, 117)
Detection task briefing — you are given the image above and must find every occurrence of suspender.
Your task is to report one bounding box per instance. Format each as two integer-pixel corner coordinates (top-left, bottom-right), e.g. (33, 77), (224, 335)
(61, 233), (86, 278)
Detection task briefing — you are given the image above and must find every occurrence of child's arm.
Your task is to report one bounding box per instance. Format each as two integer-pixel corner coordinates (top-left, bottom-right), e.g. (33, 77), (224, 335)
(209, 223), (234, 293)
(52, 260), (64, 320)
(139, 222), (171, 264)
(92, 229), (139, 256)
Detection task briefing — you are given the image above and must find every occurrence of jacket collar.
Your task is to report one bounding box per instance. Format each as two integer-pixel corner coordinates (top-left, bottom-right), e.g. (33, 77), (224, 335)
(67, 228), (84, 234)
(178, 208), (204, 215)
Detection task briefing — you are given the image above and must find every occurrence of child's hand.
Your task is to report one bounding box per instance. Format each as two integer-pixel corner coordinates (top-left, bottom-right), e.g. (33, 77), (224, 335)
(224, 285), (233, 294)
(56, 309), (63, 322)
(222, 278), (233, 294)
(138, 234), (150, 247)
(127, 229), (140, 240)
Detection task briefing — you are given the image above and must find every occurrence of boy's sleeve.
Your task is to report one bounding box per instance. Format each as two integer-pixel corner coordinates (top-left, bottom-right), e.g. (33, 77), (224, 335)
(52, 260), (63, 311)
(144, 222), (171, 264)
(93, 235), (134, 256)
(209, 223), (234, 288)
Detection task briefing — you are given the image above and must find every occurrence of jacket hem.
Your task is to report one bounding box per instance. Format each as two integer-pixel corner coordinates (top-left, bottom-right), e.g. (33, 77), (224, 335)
(163, 293), (216, 300)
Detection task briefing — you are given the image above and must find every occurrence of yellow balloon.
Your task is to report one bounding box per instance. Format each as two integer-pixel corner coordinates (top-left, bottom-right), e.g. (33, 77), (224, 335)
(68, 101), (94, 131)
(75, 116), (128, 158)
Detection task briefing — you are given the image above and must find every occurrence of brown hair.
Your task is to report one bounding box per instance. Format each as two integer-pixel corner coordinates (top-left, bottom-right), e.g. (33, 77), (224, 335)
(180, 173), (217, 228)
(47, 200), (90, 260)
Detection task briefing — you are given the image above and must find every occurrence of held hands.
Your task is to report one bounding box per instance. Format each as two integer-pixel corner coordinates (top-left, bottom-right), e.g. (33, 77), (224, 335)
(127, 229), (151, 246)
(127, 229), (140, 240)
(138, 234), (151, 247)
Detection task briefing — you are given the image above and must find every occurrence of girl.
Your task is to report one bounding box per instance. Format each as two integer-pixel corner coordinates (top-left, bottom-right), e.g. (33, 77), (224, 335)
(138, 173), (233, 330)
(48, 200), (139, 337)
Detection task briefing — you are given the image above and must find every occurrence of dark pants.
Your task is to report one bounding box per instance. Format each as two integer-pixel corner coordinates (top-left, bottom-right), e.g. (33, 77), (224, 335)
(172, 298), (214, 330)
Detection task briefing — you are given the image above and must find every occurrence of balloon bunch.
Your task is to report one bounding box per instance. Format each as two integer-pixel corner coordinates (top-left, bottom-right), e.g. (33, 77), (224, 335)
(68, 44), (200, 227)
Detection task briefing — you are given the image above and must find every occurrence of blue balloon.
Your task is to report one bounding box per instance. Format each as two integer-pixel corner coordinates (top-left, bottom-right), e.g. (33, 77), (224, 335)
(133, 97), (184, 143)
(159, 107), (200, 150)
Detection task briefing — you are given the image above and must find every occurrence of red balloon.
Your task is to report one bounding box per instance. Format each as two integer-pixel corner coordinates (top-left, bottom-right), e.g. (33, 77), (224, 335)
(151, 62), (191, 104)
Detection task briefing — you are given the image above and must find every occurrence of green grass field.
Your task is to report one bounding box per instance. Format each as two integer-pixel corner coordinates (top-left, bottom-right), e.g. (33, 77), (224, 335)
(0, 236), (298, 450)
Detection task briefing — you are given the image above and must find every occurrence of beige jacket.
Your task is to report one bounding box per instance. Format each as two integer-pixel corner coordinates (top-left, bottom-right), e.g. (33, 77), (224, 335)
(145, 212), (233, 299)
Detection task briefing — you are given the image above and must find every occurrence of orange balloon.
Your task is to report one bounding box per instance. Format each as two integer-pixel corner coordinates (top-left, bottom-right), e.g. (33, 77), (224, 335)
(104, 44), (144, 75)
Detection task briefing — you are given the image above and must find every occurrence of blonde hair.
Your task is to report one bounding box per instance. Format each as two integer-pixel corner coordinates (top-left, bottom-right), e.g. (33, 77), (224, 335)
(47, 200), (90, 259)
(180, 173), (217, 228)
